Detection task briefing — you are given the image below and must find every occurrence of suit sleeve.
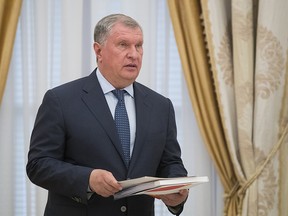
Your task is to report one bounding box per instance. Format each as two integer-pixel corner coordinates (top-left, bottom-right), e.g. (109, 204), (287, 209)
(26, 90), (93, 204)
(157, 99), (188, 215)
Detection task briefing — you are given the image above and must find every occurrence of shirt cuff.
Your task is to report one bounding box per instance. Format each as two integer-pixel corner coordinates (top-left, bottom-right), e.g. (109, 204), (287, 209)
(87, 185), (94, 199)
(167, 202), (184, 215)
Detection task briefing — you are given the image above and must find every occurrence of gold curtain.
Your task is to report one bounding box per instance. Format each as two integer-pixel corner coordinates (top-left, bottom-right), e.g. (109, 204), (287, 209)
(0, 0), (22, 104)
(168, 0), (288, 215)
(167, 0), (239, 215)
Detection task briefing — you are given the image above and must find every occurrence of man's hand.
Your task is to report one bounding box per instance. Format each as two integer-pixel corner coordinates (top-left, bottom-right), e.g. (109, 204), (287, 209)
(158, 189), (189, 207)
(89, 169), (122, 197)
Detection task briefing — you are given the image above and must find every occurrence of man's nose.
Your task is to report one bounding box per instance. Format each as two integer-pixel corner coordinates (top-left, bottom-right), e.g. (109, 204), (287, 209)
(127, 46), (139, 59)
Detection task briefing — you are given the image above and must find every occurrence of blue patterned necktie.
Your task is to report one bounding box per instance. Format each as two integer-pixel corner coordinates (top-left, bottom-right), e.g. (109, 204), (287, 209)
(112, 89), (130, 167)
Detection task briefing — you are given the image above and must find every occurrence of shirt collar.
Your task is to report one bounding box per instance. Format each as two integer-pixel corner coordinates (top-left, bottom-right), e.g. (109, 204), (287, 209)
(96, 68), (134, 98)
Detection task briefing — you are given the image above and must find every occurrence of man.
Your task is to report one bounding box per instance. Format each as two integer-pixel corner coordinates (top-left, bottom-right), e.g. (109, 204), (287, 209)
(27, 14), (188, 216)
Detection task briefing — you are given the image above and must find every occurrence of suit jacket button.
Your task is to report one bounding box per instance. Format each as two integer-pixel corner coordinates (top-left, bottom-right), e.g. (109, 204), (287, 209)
(120, 205), (127, 212)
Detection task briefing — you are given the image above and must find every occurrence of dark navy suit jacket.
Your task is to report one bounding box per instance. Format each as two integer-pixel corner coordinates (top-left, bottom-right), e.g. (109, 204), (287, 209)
(26, 70), (187, 216)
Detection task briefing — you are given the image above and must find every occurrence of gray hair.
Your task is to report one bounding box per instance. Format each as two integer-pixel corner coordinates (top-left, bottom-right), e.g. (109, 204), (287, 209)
(94, 14), (143, 44)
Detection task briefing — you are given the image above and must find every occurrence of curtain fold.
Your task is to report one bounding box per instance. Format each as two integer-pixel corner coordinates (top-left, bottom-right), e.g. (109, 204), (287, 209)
(279, 53), (288, 215)
(0, 0), (22, 105)
(168, 0), (288, 215)
(167, 0), (238, 215)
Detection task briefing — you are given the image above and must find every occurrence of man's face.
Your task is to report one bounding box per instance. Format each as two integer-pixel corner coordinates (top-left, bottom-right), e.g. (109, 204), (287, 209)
(94, 23), (143, 89)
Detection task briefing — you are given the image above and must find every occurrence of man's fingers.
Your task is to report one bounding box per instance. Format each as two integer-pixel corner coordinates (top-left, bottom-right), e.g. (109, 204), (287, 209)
(104, 176), (122, 191)
(159, 189), (189, 207)
(89, 169), (122, 197)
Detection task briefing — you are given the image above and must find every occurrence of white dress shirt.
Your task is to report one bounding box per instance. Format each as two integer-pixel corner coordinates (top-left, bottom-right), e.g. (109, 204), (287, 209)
(96, 69), (136, 156)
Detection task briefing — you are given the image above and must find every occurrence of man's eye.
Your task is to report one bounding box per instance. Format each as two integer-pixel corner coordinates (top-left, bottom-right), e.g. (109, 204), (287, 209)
(120, 42), (127, 47)
(136, 44), (142, 49)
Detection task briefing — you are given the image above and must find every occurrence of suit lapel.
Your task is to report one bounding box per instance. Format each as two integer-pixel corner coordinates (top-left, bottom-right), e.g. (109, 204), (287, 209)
(81, 71), (126, 165)
(128, 83), (152, 174)
(80, 73), (154, 172)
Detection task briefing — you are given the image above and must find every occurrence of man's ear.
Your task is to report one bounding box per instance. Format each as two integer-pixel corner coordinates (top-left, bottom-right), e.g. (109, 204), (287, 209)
(93, 42), (102, 61)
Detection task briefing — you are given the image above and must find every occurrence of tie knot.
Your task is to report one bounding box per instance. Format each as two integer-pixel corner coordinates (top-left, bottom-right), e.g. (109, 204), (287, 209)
(112, 89), (125, 101)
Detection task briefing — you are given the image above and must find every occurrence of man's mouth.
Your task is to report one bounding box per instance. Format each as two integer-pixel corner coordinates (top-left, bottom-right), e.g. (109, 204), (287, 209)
(125, 64), (137, 69)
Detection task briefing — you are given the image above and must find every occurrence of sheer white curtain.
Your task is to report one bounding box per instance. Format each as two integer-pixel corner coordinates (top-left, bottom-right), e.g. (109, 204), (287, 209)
(0, 0), (222, 215)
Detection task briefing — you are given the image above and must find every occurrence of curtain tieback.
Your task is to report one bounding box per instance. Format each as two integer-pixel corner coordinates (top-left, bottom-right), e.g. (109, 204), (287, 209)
(223, 182), (240, 216)
(238, 123), (288, 195)
(224, 123), (288, 216)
